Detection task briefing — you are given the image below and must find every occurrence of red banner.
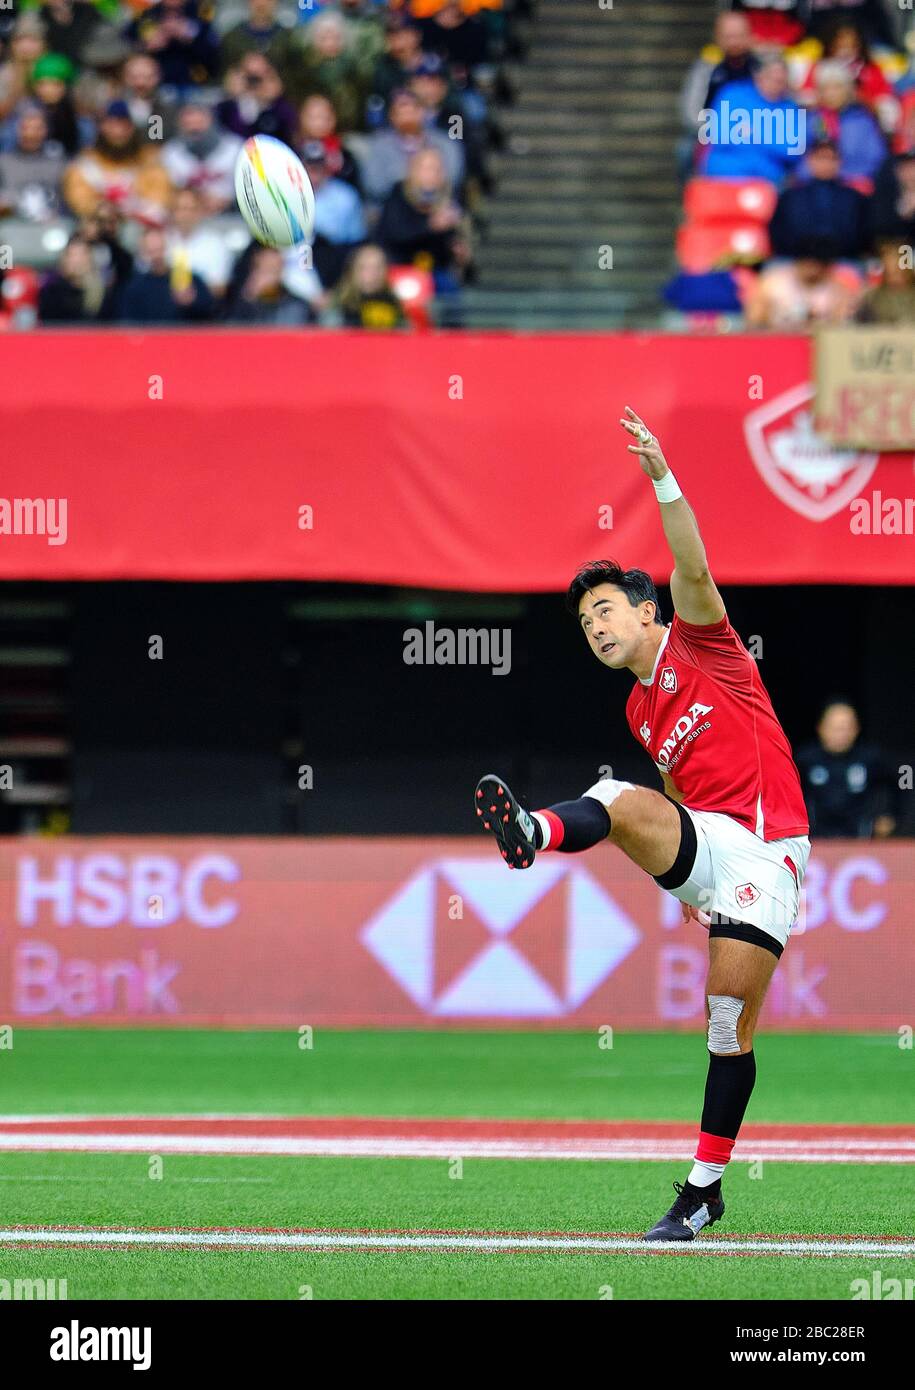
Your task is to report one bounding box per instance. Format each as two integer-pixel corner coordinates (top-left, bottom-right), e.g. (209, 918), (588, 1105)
(0, 331), (912, 587)
(1, 836), (911, 1030)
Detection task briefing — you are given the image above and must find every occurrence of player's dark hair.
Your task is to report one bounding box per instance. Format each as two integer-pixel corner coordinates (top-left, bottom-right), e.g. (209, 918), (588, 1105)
(566, 560), (665, 625)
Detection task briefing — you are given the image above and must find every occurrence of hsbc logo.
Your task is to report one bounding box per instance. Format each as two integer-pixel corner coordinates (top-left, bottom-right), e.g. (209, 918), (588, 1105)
(360, 858), (641, 1017)
(657, 702), (714, 768)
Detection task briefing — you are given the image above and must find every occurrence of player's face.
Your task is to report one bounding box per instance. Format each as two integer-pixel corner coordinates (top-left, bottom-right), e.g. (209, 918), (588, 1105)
(577, 585), (649, 670)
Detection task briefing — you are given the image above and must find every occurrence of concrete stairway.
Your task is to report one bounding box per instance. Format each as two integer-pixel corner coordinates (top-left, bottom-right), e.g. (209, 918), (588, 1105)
(463, 0), (718, 329)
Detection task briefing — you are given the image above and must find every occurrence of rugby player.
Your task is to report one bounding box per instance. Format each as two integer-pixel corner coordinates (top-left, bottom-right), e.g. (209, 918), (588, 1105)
(474, 407), (810, 1241)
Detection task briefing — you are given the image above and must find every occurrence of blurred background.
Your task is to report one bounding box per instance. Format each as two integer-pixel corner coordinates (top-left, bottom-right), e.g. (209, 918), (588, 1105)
(0, 0), (912, 1033)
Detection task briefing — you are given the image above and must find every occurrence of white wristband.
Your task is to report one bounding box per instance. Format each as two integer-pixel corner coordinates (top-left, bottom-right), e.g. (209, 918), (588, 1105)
(652, 470), (683, 504)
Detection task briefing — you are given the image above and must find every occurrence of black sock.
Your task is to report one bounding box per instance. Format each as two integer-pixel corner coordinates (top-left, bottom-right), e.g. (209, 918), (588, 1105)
(700, 1050), (757, 1141)
(533, 797), (611, 852)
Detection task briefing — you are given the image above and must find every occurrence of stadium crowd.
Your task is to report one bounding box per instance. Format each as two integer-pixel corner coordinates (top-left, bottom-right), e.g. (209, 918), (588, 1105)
(670, 0), (915, 328)
(0, 0), (525, 328)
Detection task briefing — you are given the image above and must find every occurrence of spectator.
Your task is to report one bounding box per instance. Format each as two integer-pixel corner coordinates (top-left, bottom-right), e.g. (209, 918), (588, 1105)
(725, 2), (806, 48)
(217, 52), (297, 146)
(376, 145), (469, 288)
(119, 53), (179, 144)
(370, 12), (425, 110)
(360, 86), (460, 203)
(418, 1), (488, 78)
(681, 10), (759, 142)
(800, 19), (899, 136)
(78, 198), (134, 295)
(805, 60), (887, 192)
(166, 185), (232, 294)
(219, 0), (301, 89)
(703, 58), (805, 185)
(123, 0), (220, 92)
(38, 232), (115, 322)
(63, 98), (172, 221)
(226, 244), (314, 324)
(334, 241), (407, 328)
(870, 147), (915, 240)
(0, 15), (47, 124)
(337, 0), (386, 87)
(409, 54), (471, 182)
(0, 105), (65, 221)
(38, 0), (113, 69)
(795, 699), (899, 837)
(295, 11), (367, 130)
(806, 0), (899, 50)
(29, 51), (81, 155)
(162, 101), (242, 213)
(302, 139), (366, 287)
(117, 223), (214, 322)
(745, 240), (859, 326)
(856, 237), (915, 322)
(298, 92), (360, 189)
(769, 136), (870, 258)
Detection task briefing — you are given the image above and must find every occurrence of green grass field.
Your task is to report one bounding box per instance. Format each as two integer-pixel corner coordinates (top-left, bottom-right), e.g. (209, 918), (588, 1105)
(1, 1029), (913, 1300)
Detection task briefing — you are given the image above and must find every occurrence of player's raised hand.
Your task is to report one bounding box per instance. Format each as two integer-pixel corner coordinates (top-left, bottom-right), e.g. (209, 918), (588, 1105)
(620, 406), (670, 480)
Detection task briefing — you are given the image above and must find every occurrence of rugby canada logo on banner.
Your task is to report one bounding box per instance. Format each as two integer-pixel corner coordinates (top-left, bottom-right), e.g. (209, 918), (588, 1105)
(659, 666), (677, 693)
(743, 383), (878, 522)
(360, 858), (641, 1018)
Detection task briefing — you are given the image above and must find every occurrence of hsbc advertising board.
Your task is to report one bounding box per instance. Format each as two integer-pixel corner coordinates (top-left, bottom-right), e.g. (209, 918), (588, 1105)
(0, 837), (912, 1030)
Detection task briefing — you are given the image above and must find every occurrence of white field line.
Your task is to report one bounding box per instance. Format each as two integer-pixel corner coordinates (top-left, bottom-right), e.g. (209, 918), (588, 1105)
(1, 1227), (914, 1257)
(0, 1133), (913, 1163)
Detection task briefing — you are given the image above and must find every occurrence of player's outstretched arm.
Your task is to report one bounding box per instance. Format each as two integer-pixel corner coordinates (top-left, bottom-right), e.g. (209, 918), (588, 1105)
(620, 406), (725, 627)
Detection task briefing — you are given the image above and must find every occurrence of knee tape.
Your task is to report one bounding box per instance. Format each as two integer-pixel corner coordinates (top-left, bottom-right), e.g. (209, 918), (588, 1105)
(707, 995), (744, 1055)
(581, 777), (635, 810)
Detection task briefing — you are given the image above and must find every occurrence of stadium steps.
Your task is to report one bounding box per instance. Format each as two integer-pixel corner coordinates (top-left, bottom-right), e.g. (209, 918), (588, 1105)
(466, 0), (718, 329)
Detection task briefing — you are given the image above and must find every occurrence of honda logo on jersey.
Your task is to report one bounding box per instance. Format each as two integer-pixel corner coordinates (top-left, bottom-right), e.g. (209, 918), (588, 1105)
(660, 666), (677, 693)
(657, 702), (714, 767)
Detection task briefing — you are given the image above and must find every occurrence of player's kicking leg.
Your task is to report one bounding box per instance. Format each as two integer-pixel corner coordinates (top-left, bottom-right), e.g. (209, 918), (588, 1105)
(474, 773), (789, 1241)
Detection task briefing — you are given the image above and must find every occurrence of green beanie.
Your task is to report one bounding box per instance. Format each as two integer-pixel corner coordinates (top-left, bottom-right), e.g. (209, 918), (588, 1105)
(32, 53), (76, 86)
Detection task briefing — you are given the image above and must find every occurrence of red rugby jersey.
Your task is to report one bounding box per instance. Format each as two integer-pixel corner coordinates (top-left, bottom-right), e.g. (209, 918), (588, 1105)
(625, 614), (809, 841)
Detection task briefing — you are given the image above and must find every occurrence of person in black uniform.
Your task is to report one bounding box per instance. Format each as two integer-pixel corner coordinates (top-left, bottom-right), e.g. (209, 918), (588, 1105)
(795, 699), (899, 838)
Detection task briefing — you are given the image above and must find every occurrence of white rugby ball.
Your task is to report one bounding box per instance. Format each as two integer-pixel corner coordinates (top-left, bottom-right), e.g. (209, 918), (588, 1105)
(234, 134), (315, 249)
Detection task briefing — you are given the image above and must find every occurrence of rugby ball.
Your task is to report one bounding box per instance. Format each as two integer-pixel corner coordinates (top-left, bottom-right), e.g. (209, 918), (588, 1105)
(234, 134), (315, 249)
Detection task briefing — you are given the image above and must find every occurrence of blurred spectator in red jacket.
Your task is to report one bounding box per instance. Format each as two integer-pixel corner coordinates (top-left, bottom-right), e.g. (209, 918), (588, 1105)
(217, 52), (297, 146)
(163, 101), (242, 213)
(39, 233), (116, 322)
(725, 2), (805, 48)
(800, 19), (899, 136)
(0, 105), (65, 220)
